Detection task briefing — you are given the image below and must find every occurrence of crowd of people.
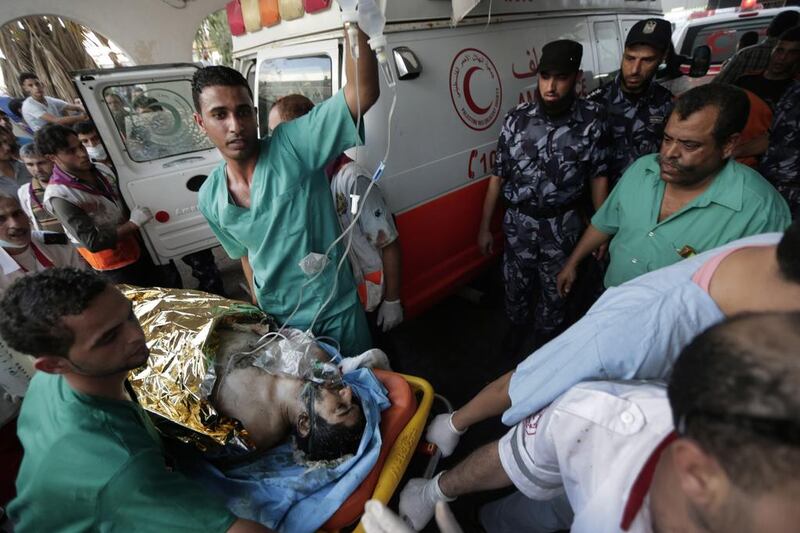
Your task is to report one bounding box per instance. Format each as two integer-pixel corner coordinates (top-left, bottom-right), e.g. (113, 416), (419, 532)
(0, 12), (799, 533)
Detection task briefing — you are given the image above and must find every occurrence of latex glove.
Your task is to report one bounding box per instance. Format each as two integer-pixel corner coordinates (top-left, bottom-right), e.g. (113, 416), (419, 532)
(339, 348), (391, 374)
(399, 472), (455, 531)
(362, 499), (463, 533)
(426, 413), (466, 458)
(377, 299), (403, 332)
(129, 207), (153, 228)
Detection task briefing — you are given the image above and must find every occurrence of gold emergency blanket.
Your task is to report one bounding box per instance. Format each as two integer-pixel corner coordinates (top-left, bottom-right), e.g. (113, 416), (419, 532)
(123, 286), (275, 453)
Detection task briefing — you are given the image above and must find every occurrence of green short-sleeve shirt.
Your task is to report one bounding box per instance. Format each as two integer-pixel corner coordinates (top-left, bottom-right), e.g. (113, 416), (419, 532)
(9, 373), (236, 533)
(198, 90), (362, 326)
(592, 154), (791, 287)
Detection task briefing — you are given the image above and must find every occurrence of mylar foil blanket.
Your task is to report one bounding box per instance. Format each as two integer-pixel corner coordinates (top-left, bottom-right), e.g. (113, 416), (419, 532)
(123, 286), (275, 454)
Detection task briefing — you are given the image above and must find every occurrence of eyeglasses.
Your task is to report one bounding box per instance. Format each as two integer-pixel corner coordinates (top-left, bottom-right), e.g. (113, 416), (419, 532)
(677, 410), (800, 446)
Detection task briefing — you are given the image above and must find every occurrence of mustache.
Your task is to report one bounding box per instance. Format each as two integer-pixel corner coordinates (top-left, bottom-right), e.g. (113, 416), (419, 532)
(656, 155), (691, 173)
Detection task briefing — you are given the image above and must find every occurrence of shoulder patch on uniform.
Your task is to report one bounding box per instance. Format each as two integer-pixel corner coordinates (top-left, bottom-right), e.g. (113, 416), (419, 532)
(587, 86), (605, 101)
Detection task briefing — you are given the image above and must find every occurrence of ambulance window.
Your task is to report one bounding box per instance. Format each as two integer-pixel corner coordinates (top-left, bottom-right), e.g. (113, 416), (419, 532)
(257, 55), (332, 137)
(102, 81), (214, 163)
(594, 21), (622, 74)
(682, 19), (768, 64)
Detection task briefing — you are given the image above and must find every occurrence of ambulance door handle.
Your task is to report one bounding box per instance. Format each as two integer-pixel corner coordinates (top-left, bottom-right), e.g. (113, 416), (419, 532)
(163, 156), (205, 168)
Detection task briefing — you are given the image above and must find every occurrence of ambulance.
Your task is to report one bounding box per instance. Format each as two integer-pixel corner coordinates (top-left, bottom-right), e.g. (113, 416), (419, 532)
(72, 0), (704, 317)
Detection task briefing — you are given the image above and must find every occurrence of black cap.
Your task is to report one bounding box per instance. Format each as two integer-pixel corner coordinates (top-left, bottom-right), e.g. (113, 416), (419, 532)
(625, 18), (672, 53)
(538, 40), (583, 74)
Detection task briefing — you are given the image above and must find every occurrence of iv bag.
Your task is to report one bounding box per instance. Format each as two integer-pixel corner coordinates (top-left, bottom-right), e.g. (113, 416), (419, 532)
(336, 0), (358, 11)
(356, 0), (384, 37)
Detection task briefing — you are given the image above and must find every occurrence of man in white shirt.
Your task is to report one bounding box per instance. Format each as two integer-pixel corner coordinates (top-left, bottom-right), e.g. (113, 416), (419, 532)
(0, 189), (86, 428)
(19, 73), (87, 132)
(399, 312), (800, 533)
(0, 190), (85, 294)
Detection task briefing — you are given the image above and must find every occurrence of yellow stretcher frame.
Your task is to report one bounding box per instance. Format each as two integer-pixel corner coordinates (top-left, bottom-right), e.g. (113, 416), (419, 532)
(325, 373), (436, 533)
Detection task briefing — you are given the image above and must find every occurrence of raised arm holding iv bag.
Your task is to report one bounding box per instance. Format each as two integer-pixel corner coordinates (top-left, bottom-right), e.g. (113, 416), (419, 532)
(337, 0), (360, 59)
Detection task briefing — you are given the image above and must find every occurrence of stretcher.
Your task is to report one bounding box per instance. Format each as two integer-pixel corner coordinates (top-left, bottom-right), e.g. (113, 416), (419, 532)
(322, 370), (440, 532)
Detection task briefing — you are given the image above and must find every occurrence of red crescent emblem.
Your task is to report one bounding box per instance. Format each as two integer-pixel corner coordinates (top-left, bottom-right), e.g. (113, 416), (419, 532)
(449, 48), (502, 132)
(464, 66), (492, 115)
(706, 30), (733, 55)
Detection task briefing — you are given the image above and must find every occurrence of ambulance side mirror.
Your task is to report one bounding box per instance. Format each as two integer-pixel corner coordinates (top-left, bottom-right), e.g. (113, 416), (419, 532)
(688, 45), (711, 78)
(393, 47), (422, 81)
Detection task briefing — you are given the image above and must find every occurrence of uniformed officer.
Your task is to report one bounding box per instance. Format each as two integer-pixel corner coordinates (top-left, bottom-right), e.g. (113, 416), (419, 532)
(759, 81), (800, 219)
(477, 40), (609, 346)
(589, 18), (674, 186)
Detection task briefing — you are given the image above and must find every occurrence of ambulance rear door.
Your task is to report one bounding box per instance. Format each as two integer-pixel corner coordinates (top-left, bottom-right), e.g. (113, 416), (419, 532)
(72, 63), (222, 264)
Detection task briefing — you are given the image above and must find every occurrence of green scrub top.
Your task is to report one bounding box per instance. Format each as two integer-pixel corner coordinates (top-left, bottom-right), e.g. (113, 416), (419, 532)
(592, 154), (791, 287)
(199, 91), (363, 330)
(9, 373), (236, 532)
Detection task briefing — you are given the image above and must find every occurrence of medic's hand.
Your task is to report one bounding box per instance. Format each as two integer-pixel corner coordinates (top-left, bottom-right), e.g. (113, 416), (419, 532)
(377, 299), (403, 332)
(477, 229), (493, 256)
(426, 413), (465, 458)
(340, 348), (391, 374)
(556, 262), (577, 299)
(129, 206), (153, 228)
(362, 500), (463, 533)
(399, 473), (454, 531)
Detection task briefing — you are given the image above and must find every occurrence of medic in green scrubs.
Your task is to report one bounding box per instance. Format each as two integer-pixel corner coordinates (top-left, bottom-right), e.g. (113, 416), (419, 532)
(193, 27), (379, 356)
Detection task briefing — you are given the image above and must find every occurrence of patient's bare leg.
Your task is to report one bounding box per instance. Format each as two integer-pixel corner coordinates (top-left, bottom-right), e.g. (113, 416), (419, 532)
(439, 441), (512, 497)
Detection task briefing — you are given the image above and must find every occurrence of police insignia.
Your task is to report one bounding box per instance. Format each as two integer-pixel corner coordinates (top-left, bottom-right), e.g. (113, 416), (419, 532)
(644, 20), (657, 34)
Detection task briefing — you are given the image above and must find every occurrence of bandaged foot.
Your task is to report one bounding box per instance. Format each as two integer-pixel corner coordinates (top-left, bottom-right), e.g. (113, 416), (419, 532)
(425, 413), (465, 457)
(399, 472), (455, 531)
(339, 348), (391, 374)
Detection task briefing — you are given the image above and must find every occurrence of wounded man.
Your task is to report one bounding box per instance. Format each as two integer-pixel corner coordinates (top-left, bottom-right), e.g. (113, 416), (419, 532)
(212, 326), (382, 460)
(124, 286), (393, 532)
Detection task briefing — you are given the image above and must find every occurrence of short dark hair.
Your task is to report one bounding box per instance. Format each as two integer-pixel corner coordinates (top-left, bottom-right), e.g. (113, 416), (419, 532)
(191, 66), (253, 112)
(778, 25), (800, 42)
(270, 94), (314, 122)
(738, 31), (759, 49)
(8, 98), (24, 117)
(669, 312), (800, 492)
(35, 123), (78, 156)
(768, 10), (800, 38)
(294, 385), (366, 461)
(73, 121), (97, 136)
(18, 72), (38, 86)
(777, 219), (800, 283)
(671, 84), (749, 146)
(0, 268), (109, 357)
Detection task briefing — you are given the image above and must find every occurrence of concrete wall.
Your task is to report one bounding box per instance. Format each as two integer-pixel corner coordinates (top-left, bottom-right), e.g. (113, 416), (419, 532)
(0, 0), (227, 65)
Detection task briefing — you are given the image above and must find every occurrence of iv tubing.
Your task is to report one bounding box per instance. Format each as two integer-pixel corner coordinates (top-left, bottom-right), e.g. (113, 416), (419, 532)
(274, 23), (366, 338)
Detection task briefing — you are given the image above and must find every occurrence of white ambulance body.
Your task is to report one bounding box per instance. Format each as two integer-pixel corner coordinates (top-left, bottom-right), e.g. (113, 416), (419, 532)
(75, 0), (663, 317)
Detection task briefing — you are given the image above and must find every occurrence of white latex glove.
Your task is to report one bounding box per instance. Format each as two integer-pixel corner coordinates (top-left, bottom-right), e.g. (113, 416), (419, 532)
(129, 207), (153, 228)
(399, 472), (455, 531)
(362, 499), (463, 533)
(376, 299), (403, 332)
(426, 413), (466, 458)
(339, 348), (392, 374)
